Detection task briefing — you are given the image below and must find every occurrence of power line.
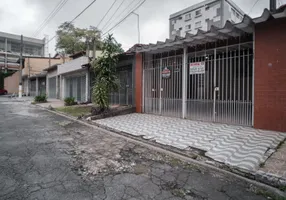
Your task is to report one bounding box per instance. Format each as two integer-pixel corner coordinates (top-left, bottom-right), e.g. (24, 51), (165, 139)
(33, 0), (68, 37)
(102, 0), (146, 36)
(100, 0), (128, 31)
(248, 0), (261, 15)
(101, 0), (140, 32)
(97, 0), (118, 28)
(45, 0), (97, 45)
(33, 0), (69, 37)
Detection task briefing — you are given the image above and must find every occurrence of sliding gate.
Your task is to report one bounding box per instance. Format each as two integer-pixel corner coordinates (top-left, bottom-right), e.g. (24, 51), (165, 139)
(143, 43), (253, 126)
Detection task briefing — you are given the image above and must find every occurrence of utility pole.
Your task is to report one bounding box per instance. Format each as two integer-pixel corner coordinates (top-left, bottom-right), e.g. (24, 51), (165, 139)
(92, 37), (96, 59)
(270, 0), (277, 13)
(132, 12), (140, 44)
(49, 53), (51, 67)
(221, 0), (225, 27)
(5, 38), (7, 73)
(86, 38), (90, 57)
(19, 35), (23, 98)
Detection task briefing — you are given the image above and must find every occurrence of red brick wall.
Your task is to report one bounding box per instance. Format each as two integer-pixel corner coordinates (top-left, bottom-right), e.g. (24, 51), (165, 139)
(254, 18), (286, 132)
(135, 53), (143, 113)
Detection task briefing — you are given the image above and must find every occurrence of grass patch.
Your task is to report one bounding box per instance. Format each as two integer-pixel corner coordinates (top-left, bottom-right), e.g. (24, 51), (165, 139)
(55, 106), (92, 117)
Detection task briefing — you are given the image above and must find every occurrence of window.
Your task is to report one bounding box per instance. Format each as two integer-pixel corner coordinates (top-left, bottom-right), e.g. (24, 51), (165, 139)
(205, 6), (209, 10)
(195, 9), (202, 17)
(185, 13), (192, 21)
(11, 43), (20, 53)
(185, 24), (191, 30)
(179, 27), (182, 30)
(195, 21), (202, 29)
(178, 16), (182, 20)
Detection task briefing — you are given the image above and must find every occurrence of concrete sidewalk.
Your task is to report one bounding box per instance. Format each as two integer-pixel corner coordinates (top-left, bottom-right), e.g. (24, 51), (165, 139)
(94, 114), (286, 174)
(37, 98), (65, 108)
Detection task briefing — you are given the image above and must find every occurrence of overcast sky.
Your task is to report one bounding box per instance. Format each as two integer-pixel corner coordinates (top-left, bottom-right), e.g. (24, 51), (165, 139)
(0, 0), (284, 55)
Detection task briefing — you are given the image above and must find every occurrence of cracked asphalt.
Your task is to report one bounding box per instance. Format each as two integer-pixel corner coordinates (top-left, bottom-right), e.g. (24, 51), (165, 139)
(0, 99), (270, 200)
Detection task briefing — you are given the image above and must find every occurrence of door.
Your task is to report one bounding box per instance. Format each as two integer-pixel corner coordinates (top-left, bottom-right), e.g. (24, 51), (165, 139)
(48, 77), (57, 99)
(214, 48), (253, 126)
(143, 59), (160, 114)
(160, 56), (182, 117)
(186, 52), (213, 122)
(143, 55), (182, 117)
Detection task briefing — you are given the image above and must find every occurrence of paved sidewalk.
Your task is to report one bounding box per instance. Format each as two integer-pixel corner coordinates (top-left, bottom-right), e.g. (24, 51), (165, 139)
(37, 98), (65, 108)
(95, 113), (286, 172)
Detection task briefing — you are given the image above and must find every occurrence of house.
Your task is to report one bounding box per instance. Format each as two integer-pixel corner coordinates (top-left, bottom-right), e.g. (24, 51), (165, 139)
(57, 51), (93, 102)
(55, 48), (138, 105)
(21, 56), (66, 96)
(169, 0), (244, 38)
(133, 7), (286, 132)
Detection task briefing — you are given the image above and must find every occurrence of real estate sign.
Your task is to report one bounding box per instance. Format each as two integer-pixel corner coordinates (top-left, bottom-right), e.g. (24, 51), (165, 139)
(189, 62), (205, 75)
(162, 66), (171, 79)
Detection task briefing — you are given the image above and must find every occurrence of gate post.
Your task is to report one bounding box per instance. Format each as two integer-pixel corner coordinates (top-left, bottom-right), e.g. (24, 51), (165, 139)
(213, 48), (217, 122)
(182, 46), (187, 118)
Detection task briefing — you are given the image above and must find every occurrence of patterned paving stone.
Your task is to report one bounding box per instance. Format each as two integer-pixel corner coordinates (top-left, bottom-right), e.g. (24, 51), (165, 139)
(95, 114), (286, 171)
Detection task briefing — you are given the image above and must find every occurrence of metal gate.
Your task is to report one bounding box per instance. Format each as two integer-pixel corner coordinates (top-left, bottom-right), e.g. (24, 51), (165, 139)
(143, 43), (253, 126)
(110, 69), (133, 105)
(48, 77), (56, 99)
(30, 80), (36, 96)
(186, 44), (253, 126)
(143, 52), (182, 118)
(64, 75), (86, 102)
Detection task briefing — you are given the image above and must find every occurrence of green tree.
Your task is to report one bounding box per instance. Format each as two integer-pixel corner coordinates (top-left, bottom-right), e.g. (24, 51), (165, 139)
(55, 22), (102, 54)
(92, 34), (123, 111)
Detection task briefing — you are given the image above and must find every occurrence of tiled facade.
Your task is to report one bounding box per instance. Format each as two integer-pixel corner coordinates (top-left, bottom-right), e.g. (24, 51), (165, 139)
(254, 18), (286, 132)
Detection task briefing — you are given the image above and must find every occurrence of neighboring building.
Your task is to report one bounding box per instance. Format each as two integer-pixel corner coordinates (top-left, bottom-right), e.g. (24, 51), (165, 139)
(57, 51), (92, 102)
(57, 49), (137, 105)
(0, 31), (46, 71)
(3, 56), (66, 95)
(169, 0), (244, 38)
(4, 71), (20, 94)
(21, 56), (64, 96)
(44, 64), (60, 99)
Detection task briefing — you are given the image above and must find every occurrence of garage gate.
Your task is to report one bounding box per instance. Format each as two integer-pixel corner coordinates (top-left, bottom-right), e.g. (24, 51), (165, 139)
(109, 67), (133, 106)
(48, 77), (57, 99)
(143, 42), (253, 126)
(64, 75), (86, 102)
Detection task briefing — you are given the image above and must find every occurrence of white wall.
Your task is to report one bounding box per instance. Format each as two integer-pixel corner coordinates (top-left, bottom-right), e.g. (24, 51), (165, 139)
(47, 69), (58, 78)
(58, 56), (89, 75)
(171, 2), (221, 37)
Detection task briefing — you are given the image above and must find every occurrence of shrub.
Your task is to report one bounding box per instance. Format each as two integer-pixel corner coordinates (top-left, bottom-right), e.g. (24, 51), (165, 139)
(64, 97), (76, 106)
(34, 94), (47, 103)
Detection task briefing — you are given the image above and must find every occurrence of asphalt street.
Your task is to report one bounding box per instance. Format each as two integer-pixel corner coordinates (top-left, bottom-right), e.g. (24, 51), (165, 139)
(0, 98), (270, 200)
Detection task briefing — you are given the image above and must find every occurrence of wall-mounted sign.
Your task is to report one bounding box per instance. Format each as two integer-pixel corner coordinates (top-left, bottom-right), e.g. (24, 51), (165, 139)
(189, 62), (205, 75)
(162, 66), (171, 79)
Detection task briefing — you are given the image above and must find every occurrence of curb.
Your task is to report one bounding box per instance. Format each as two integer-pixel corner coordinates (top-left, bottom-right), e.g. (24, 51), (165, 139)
(36, 105), (286, 199)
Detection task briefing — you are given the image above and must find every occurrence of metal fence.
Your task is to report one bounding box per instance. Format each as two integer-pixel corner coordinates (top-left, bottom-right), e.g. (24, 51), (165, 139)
(143, 42), (253, 126)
